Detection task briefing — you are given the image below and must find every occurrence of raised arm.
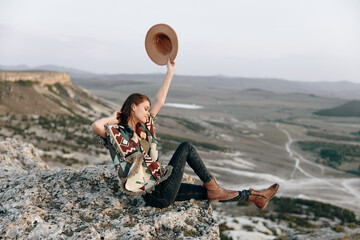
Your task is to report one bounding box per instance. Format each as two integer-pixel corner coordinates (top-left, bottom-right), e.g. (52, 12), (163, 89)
(150, 58), (176, 117)
(92, 111), (119, 138)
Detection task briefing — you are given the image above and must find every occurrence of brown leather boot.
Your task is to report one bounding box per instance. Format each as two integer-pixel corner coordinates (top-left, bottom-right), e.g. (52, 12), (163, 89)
(248, 183), (279, 210)
(203, 178), (239, 202)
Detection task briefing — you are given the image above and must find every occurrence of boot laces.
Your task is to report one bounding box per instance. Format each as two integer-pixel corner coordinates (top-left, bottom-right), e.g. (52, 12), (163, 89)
(257, 187), (269, 193)
(251, 186), (270, 193)
(212, 177), (220, 187)
(249, 187), (269, 199)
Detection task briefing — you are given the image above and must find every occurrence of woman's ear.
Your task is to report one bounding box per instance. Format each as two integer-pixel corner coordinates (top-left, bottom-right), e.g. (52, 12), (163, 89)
(131, 103), (136, 112)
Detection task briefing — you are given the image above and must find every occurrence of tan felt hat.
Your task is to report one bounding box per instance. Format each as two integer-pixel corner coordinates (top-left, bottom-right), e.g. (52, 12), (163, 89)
(145, 24), (178, 66)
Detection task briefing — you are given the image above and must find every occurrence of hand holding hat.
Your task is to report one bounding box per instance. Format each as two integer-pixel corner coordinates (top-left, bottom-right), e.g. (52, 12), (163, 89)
(166, 58), (176, 74)
(145, 24), (178, 66)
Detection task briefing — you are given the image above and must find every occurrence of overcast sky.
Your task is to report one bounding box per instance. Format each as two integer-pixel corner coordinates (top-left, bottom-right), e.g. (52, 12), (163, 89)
(0, 0), (359, 82)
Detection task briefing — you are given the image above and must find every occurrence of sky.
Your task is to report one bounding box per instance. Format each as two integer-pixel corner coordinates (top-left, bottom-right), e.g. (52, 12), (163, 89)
(0, 0), (359, 83)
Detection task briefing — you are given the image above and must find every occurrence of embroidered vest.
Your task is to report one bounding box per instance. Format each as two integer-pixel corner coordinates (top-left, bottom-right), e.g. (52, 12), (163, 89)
(105, 115), (172, 196)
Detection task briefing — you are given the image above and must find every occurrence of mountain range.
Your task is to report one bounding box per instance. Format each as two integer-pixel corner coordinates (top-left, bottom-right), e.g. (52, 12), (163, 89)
(1, 64), (360, 99)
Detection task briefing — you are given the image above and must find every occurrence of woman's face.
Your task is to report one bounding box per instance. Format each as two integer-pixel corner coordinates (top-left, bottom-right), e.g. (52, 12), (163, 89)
(132, 100), (150, 124)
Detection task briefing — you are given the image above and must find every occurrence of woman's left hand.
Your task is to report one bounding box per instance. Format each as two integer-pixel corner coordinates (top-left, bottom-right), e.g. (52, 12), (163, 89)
(166, 58), (176, 75)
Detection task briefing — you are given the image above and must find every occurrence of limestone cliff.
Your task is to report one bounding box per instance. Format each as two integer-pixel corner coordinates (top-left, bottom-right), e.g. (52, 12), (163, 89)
(0, 70), (71, 85)
(0, 138), (219, 239)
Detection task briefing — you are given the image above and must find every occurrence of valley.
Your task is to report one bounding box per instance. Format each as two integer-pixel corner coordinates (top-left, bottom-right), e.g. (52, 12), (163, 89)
(72, 75), (360, 217)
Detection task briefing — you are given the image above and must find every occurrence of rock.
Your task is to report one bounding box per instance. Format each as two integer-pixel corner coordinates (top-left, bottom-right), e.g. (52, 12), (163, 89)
(182, 173), (196, 184)
(0, 138), (219, 239)
(0, 138), (50, 179)
(0, 71), (71, 86)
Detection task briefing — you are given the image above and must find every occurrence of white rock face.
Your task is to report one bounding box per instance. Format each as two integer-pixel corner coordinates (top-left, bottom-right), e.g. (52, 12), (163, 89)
(0, 138), (219, 239)
(0, 138), (50, 178)
(0, 71), (71, 85)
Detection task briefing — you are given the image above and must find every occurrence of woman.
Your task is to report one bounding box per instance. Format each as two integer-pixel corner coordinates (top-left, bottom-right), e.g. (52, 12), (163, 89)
(92, 59), (279, 209)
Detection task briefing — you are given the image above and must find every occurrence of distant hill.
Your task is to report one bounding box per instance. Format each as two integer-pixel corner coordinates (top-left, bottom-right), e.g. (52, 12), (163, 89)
(0, 70), (113, 116)
(0, 64), (98, 77)
(0, 70), (117, 168)
(73, 74), (360, 100)
(314, 100), (360, 117)
(1, 64), (360, 99)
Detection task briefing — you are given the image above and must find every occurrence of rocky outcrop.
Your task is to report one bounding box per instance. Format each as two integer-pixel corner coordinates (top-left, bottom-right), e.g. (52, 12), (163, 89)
(0, 138), (50, 179)
(0, 71), (71, 85)
(0, 138), (219, 239)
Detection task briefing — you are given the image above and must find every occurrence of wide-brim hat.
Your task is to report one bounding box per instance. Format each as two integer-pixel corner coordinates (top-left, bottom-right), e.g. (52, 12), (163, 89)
(145, 24), (178, 66)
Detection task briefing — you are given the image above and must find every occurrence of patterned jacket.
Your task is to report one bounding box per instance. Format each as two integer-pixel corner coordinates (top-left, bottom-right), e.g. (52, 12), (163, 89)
(96, 115), (172, 196)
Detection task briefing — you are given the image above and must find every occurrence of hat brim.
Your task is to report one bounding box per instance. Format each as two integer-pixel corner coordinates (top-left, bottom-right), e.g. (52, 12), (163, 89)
(145, 24), (178, 66)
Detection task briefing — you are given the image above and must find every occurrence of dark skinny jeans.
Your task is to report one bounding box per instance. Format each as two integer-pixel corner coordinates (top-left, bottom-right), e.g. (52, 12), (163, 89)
(142, 142), (249, 208)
